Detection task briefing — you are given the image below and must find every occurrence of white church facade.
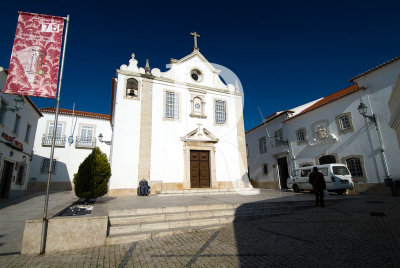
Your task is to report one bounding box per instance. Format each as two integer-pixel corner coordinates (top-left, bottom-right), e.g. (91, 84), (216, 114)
(108, 44), (253, 195)
(246, 56), (400, 192)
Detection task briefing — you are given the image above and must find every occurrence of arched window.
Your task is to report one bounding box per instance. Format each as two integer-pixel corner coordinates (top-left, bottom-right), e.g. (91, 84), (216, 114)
(126, 78), (138, 98)
(346, 157), (363, 178)
(319, 155), (337, 164)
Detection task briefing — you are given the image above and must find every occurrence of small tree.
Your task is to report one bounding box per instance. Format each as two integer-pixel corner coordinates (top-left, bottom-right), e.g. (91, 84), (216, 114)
(73, 147), (111, 200)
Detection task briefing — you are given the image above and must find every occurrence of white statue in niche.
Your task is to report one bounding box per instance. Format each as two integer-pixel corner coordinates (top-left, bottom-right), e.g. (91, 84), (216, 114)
(315, 125), (327, 140)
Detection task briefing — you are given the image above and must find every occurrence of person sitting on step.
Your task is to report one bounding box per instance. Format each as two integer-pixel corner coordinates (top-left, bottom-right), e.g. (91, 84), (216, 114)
(139, 179), (150, 196)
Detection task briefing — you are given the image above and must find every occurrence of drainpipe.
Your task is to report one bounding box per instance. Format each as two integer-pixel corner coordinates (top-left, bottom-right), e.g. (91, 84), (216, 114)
(367, 96), (391, 182)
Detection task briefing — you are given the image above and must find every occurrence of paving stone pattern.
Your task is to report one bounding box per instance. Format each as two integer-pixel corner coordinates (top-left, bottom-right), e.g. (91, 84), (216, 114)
(1, 196), (400, 267)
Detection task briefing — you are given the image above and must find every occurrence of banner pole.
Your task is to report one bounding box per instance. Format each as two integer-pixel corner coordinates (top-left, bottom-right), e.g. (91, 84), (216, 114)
(40, 14), (70, 255)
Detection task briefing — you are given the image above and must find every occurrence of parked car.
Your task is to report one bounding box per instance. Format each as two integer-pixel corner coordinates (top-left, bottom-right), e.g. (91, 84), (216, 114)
(287, 164), (354, 194)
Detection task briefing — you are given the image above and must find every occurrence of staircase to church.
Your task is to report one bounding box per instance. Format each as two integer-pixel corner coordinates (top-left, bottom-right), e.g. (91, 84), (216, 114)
(156, 188), (260, 196)
(106, 200), (329, 245)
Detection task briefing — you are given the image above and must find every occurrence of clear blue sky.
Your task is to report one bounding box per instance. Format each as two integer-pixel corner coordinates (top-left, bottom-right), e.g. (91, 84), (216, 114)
(1, 0), (399, 131)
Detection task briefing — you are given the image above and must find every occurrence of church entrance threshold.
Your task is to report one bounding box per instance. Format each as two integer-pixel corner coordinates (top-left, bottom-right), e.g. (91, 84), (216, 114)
(190, 150), (210, 188)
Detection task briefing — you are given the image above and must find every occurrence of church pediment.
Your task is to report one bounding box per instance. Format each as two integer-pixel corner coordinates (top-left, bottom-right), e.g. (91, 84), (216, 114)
(161, 50), (228, 90)
(180, 126), (219, 143)
(170, 50), (220, 74)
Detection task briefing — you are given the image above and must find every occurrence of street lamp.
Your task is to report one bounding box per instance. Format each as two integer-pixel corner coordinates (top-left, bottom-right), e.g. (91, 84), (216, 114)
(0, 95), (25, 112)
(98, 133), (111, 145)
(357, 102), (376, 123)
(357, 101), (391, 186)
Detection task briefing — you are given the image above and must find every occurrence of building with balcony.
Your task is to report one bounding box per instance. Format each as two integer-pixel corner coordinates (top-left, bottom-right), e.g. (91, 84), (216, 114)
(246, 56), (400, 192)
(0, 67), (42, 198)
(28, 107), (111, 193)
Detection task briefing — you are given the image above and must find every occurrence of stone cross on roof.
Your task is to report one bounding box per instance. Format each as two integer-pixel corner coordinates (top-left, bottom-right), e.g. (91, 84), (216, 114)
(190, 32), (200, 50)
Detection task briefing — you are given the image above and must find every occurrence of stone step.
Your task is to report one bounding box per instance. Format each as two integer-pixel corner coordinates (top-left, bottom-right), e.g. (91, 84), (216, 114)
(106, 225), (222, 245)
(109, 215), (233, 235)
(109, 209), (296, 236)
(156, 188), (260, 196)
(110, 209), (235, 225)
(106, 200), (342, 246)
(108, 200), (322, 218)
(109, 205), (313, 225)
(106, 211), (293, 245)
(108, 203), (238, 217)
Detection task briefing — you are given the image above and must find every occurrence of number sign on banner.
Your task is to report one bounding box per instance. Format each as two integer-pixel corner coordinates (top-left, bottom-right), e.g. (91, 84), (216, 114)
(3, 12), (65, 98)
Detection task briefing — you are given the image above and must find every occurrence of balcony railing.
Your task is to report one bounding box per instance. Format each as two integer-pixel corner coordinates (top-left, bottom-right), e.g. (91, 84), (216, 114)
(42, 134), (66, 147)
(75, 136), (96, 149)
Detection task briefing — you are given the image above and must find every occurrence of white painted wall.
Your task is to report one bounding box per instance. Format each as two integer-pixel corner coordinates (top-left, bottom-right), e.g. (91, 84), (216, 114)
(109, 50), (246, 190)
(108, 74), (142, 189)
(246, 60), (400, 186)
(29, 112), (112, 185)
(246, 113), (292, 184)
(0, 67), (41, 198)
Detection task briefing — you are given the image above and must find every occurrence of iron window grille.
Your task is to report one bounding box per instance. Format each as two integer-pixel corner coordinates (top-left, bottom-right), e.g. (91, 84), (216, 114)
(346, 157), (363, 178)
(259, 137), (267, 153)
(297, 130), (305, 142)
(166, 91), (179, 119)
(215, 100), (226, 124)
(339, 115), (351, 130)
(41, 158), (57, 174)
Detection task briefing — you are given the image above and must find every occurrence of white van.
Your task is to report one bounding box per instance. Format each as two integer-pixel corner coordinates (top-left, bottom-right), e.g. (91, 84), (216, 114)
(287, 164), (354, 194)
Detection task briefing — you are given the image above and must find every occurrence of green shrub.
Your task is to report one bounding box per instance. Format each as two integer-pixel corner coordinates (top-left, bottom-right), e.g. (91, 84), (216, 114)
(73, 147), (111, 200)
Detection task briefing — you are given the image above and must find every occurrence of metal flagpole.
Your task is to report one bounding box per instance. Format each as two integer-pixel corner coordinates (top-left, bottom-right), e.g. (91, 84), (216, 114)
(40, 14), (70, 255)
(257, 106), (274, 147)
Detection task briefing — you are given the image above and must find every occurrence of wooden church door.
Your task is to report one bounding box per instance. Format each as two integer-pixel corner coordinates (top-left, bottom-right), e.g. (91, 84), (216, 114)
(190, 150), (210, 188)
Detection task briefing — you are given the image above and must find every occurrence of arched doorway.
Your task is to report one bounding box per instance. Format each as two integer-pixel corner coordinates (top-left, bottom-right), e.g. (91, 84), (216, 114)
(319, 155), (337, 165)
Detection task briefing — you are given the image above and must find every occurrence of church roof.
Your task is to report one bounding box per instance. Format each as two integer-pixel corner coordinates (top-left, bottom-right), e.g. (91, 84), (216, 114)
(40, 107), (110, 120)
(283, 83), (365, 122)
(170, 49), (220, 74)
(349, 55), (400, 82)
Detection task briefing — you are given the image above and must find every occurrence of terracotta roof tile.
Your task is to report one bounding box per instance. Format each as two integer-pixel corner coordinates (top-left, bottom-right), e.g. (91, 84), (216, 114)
(284, 84), (365, 122)
(40, 107), (110, 120)
(349, 56), (400, 82)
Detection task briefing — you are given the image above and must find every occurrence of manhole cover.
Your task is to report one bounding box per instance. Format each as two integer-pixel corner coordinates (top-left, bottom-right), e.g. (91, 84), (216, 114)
(370, 212), (386, 217)
(365, 201), (384, 204)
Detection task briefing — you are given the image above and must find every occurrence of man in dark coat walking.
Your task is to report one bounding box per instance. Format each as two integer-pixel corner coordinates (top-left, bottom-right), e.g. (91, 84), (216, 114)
(309, 167), (327, 207)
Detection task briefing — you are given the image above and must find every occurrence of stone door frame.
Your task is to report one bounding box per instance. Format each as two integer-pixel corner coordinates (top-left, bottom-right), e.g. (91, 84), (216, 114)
(183, 141), (216, 189)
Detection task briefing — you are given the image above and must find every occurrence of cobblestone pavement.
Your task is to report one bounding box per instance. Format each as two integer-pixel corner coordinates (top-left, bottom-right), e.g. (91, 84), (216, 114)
(1, 195), (400, 267)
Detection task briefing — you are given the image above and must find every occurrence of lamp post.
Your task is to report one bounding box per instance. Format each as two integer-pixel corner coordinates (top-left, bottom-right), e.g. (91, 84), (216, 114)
(0, 95), (25, 112)
(358, 102), (390, 184)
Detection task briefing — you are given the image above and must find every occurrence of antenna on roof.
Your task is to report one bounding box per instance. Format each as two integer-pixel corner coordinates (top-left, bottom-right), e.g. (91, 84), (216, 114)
(258, 106), (274, 147)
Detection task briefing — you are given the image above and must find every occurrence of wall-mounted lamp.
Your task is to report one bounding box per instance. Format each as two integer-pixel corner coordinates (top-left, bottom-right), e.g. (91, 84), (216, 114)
(98, 133), (112, 145)
(357, 101), (391, 185)
(357, 102), (376, 124)
(0, 95), (25, 113)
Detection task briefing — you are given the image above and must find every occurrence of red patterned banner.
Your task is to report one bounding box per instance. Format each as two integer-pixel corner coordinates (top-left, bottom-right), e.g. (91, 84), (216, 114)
(3, 12), (65, 98)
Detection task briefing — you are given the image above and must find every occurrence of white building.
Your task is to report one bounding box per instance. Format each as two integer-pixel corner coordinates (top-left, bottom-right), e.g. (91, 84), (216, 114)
(246, 56), (400, 192)
(108, 47), (253, 195)
(0, 67), (42, 198)
(28, 108), (112, 193)
(388, 74), (400, 146)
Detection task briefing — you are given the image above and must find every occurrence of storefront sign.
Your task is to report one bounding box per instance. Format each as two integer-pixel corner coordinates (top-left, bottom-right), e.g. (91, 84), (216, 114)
(2, 132), (24, 151)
